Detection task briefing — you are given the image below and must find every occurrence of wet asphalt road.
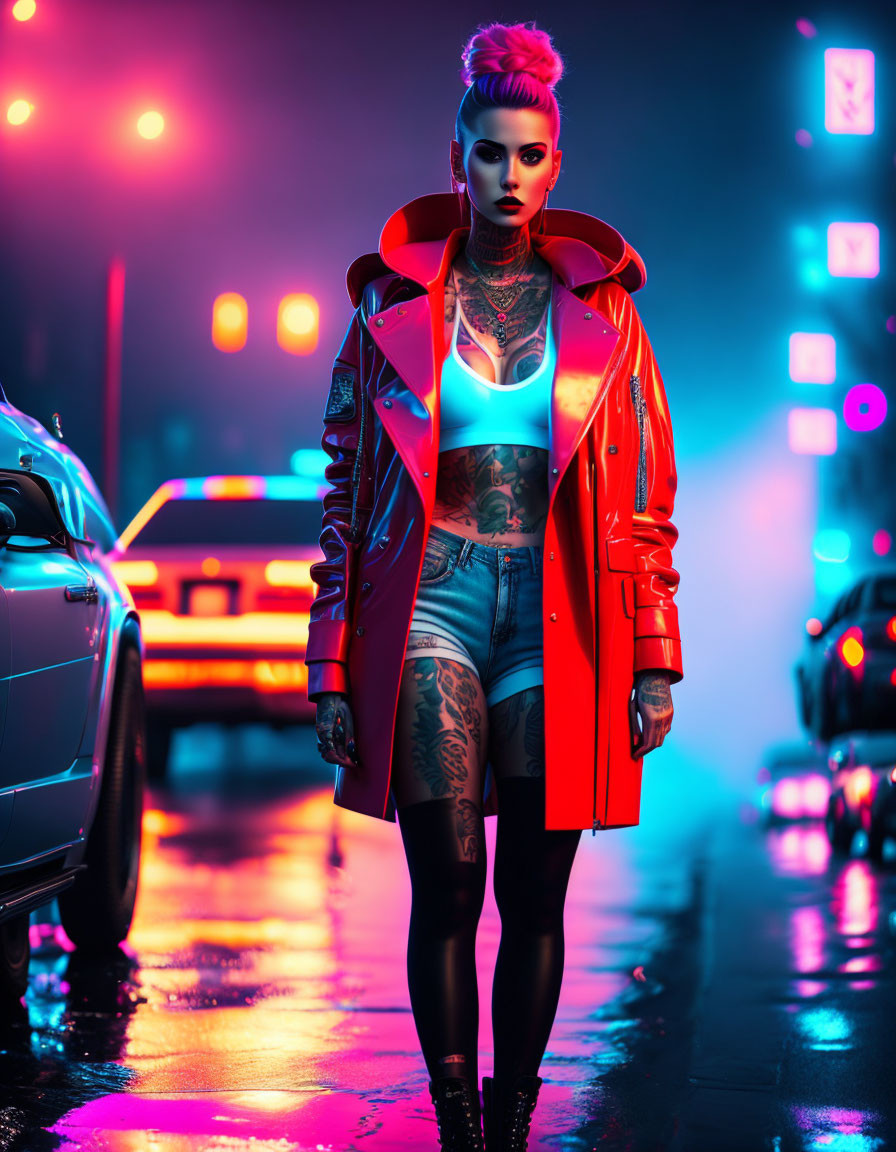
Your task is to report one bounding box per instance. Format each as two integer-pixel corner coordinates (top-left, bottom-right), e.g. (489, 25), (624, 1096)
(1, 723), (894, 1151)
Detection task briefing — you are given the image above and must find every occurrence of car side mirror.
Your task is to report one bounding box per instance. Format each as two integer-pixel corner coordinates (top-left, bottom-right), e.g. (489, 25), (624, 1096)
(0, 474), (68, 549)
(0, 501), (15, 548)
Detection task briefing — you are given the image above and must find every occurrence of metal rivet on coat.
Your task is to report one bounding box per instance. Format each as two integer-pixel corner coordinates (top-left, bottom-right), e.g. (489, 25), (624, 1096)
(356, 625), (365, 636)
(552, 467), (559, 475)
(423, 471), (429, 478)
(608, 444), (618, 454)
(361, 582), (371, 591)
(584, 312), (592, 319)
(549, 612), (558, 621)
(549, 552), (555, 560)
(384, 399), (392, 408)
(375, 317), (384, 327)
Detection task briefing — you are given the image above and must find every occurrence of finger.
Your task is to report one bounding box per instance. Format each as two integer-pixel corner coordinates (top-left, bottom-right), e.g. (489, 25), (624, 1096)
(333, 710), (354, 764)
(638, 720), (660, 757)
(337, 704), (360, 766)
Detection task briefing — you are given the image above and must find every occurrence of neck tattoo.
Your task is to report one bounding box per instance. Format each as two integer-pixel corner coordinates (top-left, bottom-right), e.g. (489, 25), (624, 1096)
(463, 204), (533, 281)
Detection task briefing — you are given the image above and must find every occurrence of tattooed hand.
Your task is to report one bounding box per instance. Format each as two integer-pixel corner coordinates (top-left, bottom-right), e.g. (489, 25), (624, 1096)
(629, 671), (673, 758)
(315, 692), (360, 769)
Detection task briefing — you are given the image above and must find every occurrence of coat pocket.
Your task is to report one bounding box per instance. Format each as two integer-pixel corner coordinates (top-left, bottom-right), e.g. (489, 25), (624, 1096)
(629, 373), (648, 513)
(605, 536), (637, 571)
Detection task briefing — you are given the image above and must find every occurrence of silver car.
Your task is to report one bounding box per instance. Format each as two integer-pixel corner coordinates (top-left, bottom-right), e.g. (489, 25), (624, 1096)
(0, 387), (146, 1000)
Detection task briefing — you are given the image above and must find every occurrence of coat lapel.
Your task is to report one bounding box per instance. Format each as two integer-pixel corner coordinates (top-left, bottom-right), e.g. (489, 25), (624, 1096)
(365, 242), (623, 509)
(547, 279), (621, 503)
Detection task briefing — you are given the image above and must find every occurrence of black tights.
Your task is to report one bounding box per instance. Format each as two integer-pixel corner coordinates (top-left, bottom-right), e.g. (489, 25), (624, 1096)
(397, 774), (582, 1088)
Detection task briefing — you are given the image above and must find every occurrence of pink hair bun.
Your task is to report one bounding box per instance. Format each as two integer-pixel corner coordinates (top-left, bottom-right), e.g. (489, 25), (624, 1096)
(461, 21), (563, 89)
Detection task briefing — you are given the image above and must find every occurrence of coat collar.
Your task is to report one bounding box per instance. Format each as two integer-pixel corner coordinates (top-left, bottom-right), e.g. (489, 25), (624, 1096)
(355, 192), (640, 514)
(346, 191), (646, 306)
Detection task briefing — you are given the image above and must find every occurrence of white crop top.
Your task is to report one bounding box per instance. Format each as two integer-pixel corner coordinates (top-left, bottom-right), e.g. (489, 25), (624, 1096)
(438, 278), (555, 453)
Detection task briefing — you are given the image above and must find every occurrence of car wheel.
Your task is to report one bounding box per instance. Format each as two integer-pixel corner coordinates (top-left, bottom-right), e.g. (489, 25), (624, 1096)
(826, 794), (853, 852)
(146, 716), (173, 782)
(0, 914), (30, 1001)
(58, 640), (146, 952)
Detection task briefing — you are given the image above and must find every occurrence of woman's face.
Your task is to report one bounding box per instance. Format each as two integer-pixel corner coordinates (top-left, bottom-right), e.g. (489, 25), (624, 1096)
(451, 106), (561, 231)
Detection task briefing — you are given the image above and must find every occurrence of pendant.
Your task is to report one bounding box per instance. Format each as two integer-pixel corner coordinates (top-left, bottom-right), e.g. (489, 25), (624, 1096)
(494, 311), (507, 348)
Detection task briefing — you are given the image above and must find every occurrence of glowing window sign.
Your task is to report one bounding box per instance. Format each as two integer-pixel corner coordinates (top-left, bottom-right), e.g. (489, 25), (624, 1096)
(813, 528), (850, 563)
(788, 408), (836, 455)
(825, 48), (874, 134)
(789, 332), (835, 383)
(828, 222), (879, 277)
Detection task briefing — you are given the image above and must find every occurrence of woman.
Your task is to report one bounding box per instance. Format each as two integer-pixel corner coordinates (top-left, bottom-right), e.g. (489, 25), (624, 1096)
(306, 20), (683, 1151)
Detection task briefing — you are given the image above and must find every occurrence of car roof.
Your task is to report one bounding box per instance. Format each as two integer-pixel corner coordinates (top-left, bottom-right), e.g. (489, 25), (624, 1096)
(828, 730), (896, 764)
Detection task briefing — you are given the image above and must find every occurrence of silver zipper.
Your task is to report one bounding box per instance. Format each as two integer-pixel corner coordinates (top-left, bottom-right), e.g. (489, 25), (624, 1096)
(349, 380), (368, 542)
(630, 373), (648, 512)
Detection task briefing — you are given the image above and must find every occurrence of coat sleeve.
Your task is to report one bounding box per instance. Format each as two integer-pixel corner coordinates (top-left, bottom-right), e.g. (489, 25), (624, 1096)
(623, 293), (684, 685)
(304, 304), (369, 703)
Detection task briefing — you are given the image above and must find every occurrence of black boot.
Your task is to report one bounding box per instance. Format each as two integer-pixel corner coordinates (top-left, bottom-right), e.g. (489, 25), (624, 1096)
(428, 1076), (485, 1151)
(481, 1074), (542, 1152)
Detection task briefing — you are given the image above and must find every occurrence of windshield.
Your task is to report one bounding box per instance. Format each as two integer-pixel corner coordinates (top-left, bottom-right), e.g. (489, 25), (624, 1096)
(129, 498), (324, 547)
(872, 577), (896, 609)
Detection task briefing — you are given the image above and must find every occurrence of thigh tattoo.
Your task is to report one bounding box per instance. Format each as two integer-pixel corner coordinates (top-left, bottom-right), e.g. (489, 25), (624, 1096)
(409, 657), (483, 798)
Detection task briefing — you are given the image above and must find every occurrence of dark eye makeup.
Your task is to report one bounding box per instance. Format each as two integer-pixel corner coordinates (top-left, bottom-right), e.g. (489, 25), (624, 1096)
(475, 145), (545, 164)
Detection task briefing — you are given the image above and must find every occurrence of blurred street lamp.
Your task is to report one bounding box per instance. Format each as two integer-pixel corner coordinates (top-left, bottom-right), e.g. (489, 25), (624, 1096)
(7, 99), (34, 126)
(212, 293), (248, 353)
(137, 110), (165, 140)
(11, 0), (36, 21)
(277, 293), (318, 355)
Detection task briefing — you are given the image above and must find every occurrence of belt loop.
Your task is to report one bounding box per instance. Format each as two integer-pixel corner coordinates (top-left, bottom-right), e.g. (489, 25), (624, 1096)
(530, 545), (539, 574)
(459, 538), (474, 569)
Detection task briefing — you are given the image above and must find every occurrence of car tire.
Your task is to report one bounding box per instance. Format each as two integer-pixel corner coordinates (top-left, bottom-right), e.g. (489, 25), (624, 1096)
(825, 793), (853, 852)
(146, 716), (173, 782)
(0, 914), (30, 1001)
(58, 639), (146, 952)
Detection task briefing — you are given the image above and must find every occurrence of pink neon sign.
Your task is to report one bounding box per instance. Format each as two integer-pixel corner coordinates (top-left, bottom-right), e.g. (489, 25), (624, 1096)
(788, 408), (837, 455)
(828, 223), (879, 277)
(825, 48), (874, 134)
(843, 383), (886, 431)
(789, 332), (836, 383)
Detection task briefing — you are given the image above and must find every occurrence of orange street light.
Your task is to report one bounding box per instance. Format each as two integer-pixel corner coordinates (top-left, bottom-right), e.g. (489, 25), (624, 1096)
(212, 293), (248, 353)
(277, 293), (319, 355)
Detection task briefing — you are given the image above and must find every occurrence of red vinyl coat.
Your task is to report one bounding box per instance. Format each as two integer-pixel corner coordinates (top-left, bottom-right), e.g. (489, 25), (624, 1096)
(304, 192), (683, 832)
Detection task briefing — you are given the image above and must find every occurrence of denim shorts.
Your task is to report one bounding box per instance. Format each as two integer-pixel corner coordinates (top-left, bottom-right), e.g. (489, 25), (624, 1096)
(405, 523), (544, 708)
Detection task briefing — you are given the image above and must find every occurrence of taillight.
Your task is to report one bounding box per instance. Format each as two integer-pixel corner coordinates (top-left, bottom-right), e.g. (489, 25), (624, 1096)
(264, 560), (315, 591)
(837, 626), (864, 668)
(111, 560), (159, 587)
(847, 766), (873, 806)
